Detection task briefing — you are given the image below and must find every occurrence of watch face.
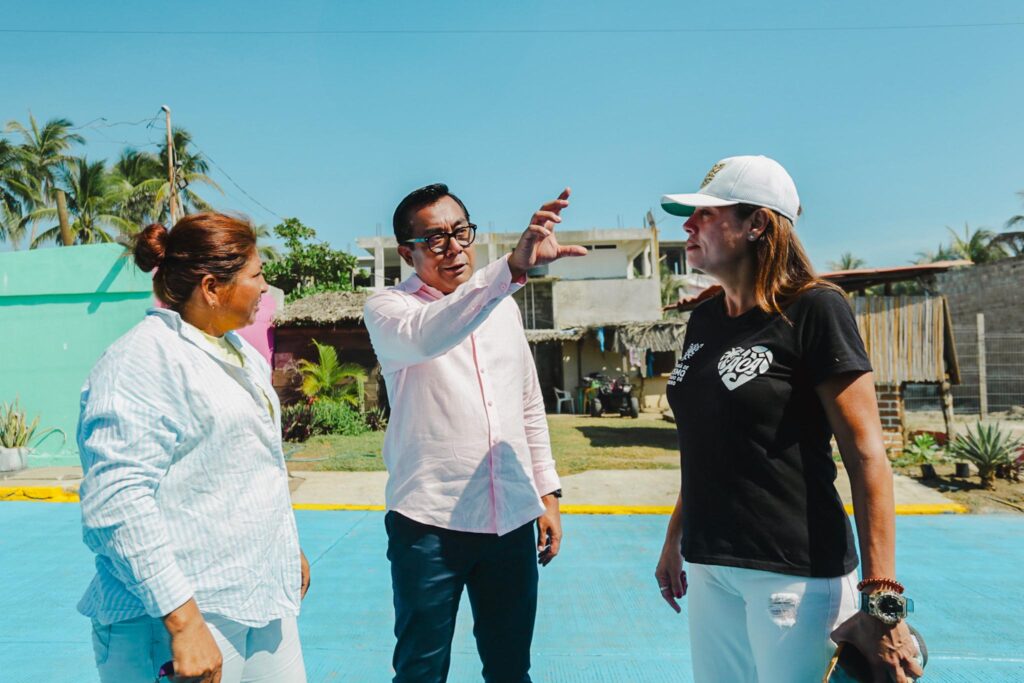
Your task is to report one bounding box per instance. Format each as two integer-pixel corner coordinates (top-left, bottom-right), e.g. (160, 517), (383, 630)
(877, 594), (902, 614)
(870, 592), (905, 624)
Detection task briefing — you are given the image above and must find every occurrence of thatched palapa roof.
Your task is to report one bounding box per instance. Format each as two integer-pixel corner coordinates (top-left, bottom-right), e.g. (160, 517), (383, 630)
(525, 328), (586, 343)
(613, 319), (690, 353)
(274, 289), (371, 327)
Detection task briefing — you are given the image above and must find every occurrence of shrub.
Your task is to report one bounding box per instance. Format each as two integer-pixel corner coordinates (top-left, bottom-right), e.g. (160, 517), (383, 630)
(297, 339), (367, 409)
(892, 432), (945, 467)
(282, 402), (313, 442)
(907, 429), (949, 447)
(947, 422), (1022, 489)
(310, 398), (368, 437)
(282, 399), (369, 440)
(365, 406), (389, 432)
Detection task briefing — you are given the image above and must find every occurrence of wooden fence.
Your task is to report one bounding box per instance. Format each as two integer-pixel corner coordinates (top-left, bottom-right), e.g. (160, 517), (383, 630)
(852, 295), (957, 385)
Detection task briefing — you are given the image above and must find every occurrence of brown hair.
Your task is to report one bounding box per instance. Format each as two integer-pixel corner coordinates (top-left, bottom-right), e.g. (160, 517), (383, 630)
(734, 204), (843, 318)
(133, 212), (257, 310)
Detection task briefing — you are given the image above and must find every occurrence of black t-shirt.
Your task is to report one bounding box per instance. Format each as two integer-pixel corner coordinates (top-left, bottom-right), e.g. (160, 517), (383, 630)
(666, 287), (871, 578)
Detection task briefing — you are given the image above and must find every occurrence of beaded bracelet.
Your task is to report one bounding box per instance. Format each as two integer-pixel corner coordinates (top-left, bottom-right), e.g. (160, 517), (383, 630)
(857, 577), (905, 594)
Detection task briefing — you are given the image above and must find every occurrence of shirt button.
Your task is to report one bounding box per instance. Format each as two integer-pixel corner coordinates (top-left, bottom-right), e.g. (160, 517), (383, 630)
(479, 368), (486, 374)
(487, 400), (493, 407)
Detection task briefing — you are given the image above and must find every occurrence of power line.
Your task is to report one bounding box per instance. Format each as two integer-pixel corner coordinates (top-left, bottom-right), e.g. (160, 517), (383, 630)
(189, 144), (285, 221)
(69, 114), (162, 131)
(0, 21), (1023, 36)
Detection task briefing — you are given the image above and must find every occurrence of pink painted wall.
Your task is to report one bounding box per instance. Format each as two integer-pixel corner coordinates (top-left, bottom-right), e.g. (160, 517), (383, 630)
(237, 292), (276, 362)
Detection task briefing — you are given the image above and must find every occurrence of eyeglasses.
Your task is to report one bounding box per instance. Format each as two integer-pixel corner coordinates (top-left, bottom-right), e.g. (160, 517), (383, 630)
(403, 224), (477, 254)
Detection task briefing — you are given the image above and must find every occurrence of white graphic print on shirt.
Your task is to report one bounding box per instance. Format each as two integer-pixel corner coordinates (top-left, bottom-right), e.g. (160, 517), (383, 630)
(681, 342), (704, 362)
(718, 345), (773, 391)
(668, 342), (704, 386)
(667, 362), (688, 386)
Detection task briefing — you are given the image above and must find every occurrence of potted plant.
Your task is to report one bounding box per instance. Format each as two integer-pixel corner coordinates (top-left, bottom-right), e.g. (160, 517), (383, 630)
(0, 400), (66, 473)
(947, 422), (1022, 490)
(902, 432), (943, 479)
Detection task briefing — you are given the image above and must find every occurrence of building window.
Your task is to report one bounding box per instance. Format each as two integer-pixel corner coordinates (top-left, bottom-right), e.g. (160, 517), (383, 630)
(663, 247), (687, 275)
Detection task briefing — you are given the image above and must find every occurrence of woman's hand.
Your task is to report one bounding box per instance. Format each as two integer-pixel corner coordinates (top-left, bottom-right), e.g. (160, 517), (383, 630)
(162, 599), (222, 682)
(831, 611), (924, 683)
(654, 539), (687, 613)
(300, 549), (311, 600)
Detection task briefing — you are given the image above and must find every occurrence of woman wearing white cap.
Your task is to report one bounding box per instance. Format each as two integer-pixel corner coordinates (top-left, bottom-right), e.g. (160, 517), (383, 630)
(654, 156), (923, 682)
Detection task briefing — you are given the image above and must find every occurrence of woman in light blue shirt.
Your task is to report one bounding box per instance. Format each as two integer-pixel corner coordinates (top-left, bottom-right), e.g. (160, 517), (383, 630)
(78, 213), (309, 683)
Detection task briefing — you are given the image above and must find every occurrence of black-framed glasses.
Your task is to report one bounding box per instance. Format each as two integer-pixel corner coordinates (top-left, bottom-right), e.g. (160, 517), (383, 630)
(404, 224), (477, 254)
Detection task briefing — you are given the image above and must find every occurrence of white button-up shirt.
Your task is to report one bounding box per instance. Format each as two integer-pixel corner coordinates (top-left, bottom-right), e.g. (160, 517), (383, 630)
(365, 256), (560, 536)
(76, 308), (300, 627)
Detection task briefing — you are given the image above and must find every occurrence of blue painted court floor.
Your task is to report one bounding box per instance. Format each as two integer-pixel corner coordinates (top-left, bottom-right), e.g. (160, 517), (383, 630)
(1, 503), (1023, 682)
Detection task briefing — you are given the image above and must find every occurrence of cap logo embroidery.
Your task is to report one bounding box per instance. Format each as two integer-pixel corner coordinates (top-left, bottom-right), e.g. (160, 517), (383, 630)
(700, 162), (725, 189)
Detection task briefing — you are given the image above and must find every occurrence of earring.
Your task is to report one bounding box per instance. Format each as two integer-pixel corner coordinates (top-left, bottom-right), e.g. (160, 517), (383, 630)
(748, 233), (759, 241)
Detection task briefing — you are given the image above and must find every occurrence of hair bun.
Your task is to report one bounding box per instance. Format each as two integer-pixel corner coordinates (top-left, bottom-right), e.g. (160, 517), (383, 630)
(133, 223), (169, 272)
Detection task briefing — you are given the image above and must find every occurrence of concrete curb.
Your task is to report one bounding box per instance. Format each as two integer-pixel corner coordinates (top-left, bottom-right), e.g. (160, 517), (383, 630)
(1, 487), (968, 515)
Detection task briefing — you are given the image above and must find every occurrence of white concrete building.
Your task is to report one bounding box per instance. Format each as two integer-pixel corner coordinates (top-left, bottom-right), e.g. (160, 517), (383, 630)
(356, 228), (666, 328)
(356, 227), (696, 414)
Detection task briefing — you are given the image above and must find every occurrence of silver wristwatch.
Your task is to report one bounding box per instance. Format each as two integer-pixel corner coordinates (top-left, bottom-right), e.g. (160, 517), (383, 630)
(861, 590), (914, 625)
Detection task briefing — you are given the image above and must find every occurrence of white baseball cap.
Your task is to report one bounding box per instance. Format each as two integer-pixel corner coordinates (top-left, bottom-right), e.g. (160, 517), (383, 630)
(661, 155), (801, 223)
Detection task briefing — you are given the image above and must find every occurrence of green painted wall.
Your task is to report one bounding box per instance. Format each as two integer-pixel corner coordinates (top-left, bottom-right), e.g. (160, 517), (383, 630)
(0, 244), (153, 461)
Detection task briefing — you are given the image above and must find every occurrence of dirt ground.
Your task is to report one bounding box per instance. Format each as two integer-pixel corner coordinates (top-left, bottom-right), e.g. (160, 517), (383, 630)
(904, 409), (1024, 437)
(890, 462), (1024, 514)
(900, 411), (1024, 513)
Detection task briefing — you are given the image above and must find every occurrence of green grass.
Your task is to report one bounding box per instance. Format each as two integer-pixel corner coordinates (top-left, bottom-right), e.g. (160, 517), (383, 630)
(286, 414), (680, 475)
(285, 432), (385, 471)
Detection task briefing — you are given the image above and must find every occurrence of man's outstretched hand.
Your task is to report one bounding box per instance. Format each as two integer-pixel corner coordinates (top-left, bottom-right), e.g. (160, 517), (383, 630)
(508, 188), (587, 280)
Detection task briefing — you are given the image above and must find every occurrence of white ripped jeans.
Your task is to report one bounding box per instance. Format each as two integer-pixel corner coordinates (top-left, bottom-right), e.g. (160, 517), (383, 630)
(687, 562), (858, 683)
(90, 613), (306, 683)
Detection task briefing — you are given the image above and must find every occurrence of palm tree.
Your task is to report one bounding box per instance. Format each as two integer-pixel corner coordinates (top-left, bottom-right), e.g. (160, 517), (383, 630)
(27, 158), (137, 246)
(0, 203), (29, 250)
(914, 243), (961, 264)
(946, 224), (1007, 264)
(108, 148), (164, 226)
(0, 139), (34, 214)
(997, 191), (1024, 257)
(1007, 190), (1024, 230)
(254, 223), (281, 262)
(4, 114), (84, 206)
(827, 252), (866, 271)
(297, 340), (367, 410)
(154, 127), (222, 220)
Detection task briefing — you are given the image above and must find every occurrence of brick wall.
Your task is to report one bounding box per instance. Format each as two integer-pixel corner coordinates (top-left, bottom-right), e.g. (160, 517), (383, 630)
(876, 382), (905, 455)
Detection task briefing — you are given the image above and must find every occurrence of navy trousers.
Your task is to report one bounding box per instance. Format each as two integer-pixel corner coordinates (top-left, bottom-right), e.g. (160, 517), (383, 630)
(385, 511), (538, 683)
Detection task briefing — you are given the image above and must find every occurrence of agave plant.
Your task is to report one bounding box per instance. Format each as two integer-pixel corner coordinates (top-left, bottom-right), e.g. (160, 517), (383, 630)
(947, 422), (1022, 489)
(297, 340), (367, 410)
(0, 399), (66, 449)
(892, 432), (945, 468)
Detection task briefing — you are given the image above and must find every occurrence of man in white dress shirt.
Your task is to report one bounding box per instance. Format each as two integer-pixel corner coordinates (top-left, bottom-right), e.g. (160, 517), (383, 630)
(364, 183), (585, 683)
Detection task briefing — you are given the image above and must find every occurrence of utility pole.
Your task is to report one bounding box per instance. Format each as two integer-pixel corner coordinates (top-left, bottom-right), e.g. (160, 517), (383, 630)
(55, 189), (73, 246)
(161, 105), (178, 225)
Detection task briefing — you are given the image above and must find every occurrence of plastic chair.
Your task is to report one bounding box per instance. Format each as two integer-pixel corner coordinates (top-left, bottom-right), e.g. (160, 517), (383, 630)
(553, 388), (575, 414)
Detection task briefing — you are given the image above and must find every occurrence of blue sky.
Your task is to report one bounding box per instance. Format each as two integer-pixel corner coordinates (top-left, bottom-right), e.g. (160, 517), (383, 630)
(3, 1), (1023, 268)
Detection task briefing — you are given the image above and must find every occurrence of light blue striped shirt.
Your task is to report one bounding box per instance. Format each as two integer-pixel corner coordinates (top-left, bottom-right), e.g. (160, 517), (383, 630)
(77, 308), (301, 627)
